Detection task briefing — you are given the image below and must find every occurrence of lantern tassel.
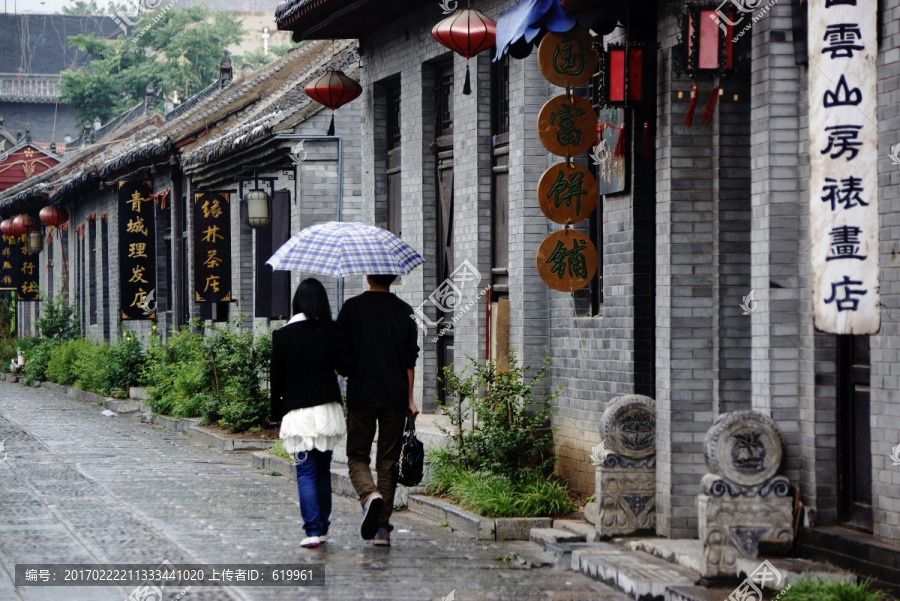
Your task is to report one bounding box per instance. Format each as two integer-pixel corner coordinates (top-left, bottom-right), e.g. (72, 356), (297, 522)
(613, 124), (626, 158)
(463, 63), (472, 95)
(595, 123), (604, 146)
(700, 86), (720, 125)
(642, 122), (652, 160)
(327, 113), (335, 136)
(683, 83), (698, 129)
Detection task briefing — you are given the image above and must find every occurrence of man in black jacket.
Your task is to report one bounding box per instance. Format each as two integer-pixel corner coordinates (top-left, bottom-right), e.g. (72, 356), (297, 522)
(337, 274), (419, 546)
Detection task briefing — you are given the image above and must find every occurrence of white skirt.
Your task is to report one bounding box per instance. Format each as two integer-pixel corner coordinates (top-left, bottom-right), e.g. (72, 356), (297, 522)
(279, 402), (346, 454)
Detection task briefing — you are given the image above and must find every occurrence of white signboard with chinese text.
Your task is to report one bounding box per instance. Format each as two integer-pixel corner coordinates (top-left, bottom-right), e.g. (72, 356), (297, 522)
(809, 0), (879, 334)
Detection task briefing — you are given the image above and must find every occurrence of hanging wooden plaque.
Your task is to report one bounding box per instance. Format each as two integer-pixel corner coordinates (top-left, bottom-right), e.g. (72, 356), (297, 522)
(536, 228), (598, 292)
(119, 179), (156, 320)
(193, 190), (233, 303)
(537, 161), (597, 224)
(537, 25), (599, 88)
(537, 94), (597, 157)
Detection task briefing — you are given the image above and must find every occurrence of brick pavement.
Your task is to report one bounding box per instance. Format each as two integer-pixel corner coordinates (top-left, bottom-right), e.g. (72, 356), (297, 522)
(0, 381), (628, 601)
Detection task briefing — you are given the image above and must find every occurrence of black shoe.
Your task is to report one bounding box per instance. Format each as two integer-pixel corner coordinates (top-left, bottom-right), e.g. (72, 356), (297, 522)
(360, 493), (384, 540)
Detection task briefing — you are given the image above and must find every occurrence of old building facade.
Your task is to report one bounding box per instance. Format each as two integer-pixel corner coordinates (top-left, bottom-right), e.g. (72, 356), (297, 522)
(273, 0), (900, 571)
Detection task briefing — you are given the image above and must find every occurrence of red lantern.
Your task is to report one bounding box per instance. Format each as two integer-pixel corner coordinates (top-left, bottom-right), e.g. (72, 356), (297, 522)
(0, 219), (15, 236)
(305, 70), (363, 136)
(431, 8), (497, 95)
(599, 43), (650, 106)
(39, 205), (69, 227)
(13, 214), (38, 235)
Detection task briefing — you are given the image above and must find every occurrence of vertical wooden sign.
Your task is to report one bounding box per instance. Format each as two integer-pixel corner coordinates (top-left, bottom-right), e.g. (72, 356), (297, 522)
(193, 191), (232, 303)
(17, 233), (38, 301)
(0, 235), (19, 292)
(119, 179), (156, 320)
(808, 0), (879, 334)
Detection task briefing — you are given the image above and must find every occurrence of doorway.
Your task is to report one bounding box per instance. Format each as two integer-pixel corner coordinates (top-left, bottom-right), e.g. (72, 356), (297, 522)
(837, 334), (873, 532)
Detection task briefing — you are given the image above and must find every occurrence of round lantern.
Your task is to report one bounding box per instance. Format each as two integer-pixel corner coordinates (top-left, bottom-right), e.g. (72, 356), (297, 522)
(0, 219), (15, 236)
(39, 205), (69, 227)
(13, 214), (38, 235)
(304, 70), (363, 136)
(431, 7), (497, 95)
(245, 189), (270, 228)
(28, 231), (43, 253)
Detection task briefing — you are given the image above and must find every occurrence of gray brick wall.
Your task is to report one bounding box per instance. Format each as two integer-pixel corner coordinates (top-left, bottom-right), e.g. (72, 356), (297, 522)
(874, 0), (900, 546)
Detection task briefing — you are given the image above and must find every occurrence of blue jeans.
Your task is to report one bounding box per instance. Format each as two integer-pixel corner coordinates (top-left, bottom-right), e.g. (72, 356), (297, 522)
(294, 449), (333, 537)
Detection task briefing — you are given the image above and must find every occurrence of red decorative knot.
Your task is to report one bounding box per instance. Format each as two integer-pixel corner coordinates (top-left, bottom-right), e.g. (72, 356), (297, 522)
(431, 8), (496, 59)
(305, 71), (363, 110)
(100, 213), (108, 223)
(86, 213), (96, 223)
(39, 205), (69, 227)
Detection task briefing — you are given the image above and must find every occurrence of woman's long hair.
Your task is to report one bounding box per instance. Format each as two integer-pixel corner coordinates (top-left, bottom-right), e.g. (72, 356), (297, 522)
(292, 278), (332, 322)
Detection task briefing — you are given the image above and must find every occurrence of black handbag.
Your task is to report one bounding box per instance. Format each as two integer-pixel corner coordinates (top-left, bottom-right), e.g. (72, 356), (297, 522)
(392, 411), (425, 487)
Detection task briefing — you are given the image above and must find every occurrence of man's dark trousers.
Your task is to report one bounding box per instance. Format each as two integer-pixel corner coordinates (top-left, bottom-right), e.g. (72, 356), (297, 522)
(346, 408), (407, 530)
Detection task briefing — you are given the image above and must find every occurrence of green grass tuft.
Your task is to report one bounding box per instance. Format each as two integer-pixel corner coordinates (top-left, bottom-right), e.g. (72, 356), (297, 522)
(268, 439), (292, 461)
(782, 577), (890, 601)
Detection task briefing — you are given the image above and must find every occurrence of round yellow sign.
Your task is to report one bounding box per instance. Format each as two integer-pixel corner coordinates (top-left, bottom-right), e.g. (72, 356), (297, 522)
(535, 229), (598, 292)
(537, 94), (598, 157)
(537, 162), (598, 224)
(537, 25), (599, 88)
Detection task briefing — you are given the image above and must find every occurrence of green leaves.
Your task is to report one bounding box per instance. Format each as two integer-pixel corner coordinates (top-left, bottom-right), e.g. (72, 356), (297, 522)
(58, 5), (244, 126)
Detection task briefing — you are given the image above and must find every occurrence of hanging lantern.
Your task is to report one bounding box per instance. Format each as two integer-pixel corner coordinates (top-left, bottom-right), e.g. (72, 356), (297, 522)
(245, 189), (270, 228)
(598, 43), (651, 107)
(305, 70), (363, 136)
(12, 214), (38, 236)
(431, 7), (497, 95)
(28, 231), (43, 254)
(673, 3), (735, 79)
(39, 205), (69, 227)
(0, 219), (15, 236)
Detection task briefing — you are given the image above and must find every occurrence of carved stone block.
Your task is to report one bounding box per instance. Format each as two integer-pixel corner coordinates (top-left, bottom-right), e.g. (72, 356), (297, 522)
(594, 452), (656, 538)
(699, 493), (794, 578)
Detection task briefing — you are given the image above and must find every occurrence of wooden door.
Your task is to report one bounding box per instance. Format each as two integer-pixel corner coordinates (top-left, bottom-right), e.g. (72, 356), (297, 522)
(837, 334), (873, 532)
(435, 64), (454, 402)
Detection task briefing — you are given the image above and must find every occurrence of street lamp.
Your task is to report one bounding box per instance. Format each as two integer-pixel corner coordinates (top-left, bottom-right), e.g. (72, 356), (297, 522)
(246, 189), (270, 228)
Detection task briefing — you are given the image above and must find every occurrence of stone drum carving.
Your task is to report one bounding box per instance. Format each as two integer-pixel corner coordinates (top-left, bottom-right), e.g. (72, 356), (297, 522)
(592, 394), (656, 539)
(699, 411), (793, 579)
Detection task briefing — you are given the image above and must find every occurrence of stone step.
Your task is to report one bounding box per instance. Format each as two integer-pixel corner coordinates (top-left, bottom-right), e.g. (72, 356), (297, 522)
(407, 494), (552, 541)
(665, 585), (738, 601)
(621, 538), (856, 589)
(531, 527), (587, 546)
(553, 519), (600, 542)
(573, 542), (699, 600)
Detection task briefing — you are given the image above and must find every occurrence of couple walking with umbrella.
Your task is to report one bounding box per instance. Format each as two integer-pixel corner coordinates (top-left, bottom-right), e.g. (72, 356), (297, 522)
(267, 222), (424, 548)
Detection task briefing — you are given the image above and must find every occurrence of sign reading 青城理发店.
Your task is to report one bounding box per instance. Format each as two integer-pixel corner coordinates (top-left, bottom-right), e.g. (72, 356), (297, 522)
(119, 179), (157, 320)
(808, 0), (879, 334)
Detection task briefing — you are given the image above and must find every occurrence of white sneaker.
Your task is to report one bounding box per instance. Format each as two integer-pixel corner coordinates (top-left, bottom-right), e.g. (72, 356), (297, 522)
(300, 536), (321, 548)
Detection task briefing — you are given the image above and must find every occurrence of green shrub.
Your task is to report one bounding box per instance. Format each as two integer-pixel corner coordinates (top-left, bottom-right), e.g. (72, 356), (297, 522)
(0, 336), (16, 368)
(104, 332), (146, 392)
(268, 439), (292, 461)
(438, 352), (560, 481)
(34, 292), (80, 342)
(47, 339), (91, 386)
(72, 341), (113, 393)
(24, 340), (55, 382)
(143, 320), (272, 432)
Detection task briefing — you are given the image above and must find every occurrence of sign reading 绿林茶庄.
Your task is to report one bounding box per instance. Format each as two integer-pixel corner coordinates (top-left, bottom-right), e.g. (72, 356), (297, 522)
(119, 179), (156, 320)
(193, 191), (232, 304)
(808, 0), (879, 334)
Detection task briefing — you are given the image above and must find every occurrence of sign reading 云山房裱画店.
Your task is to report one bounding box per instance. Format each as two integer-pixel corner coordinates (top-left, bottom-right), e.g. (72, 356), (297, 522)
(193, 191), (232, 304)
(808, 0), (879, 334)
(118, 179), (157, 320)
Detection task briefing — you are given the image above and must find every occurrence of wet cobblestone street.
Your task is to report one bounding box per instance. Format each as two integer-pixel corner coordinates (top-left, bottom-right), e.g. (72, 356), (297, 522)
(0, 382), (628, 601)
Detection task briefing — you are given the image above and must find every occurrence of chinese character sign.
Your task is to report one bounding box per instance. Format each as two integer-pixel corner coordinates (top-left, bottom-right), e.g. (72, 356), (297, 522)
(17, 233), (38, 301)
(119, 179), (156, 320)
(537, 25), (598, 89)
(809, 0), (879, 334)
(537, 95), (598, 157)
(193, 191), (232, 303)
(0, 235), (21, 293)
(535, 229), (598, 292)
(538, 162), (598, 224)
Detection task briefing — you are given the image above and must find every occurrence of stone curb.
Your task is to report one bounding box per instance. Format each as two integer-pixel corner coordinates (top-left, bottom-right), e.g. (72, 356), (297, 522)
(186, 426), (273, 451)
(150, 415), (201, 433)
(407, 495), (552, 541)
(129, 386), (150, 401)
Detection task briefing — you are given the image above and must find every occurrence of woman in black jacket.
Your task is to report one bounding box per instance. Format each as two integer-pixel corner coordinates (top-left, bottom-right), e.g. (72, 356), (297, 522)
(270, 278), (345, 548)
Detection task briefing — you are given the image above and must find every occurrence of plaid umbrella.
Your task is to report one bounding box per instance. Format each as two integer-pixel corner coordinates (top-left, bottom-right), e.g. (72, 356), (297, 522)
(266, 221), (425, 277)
